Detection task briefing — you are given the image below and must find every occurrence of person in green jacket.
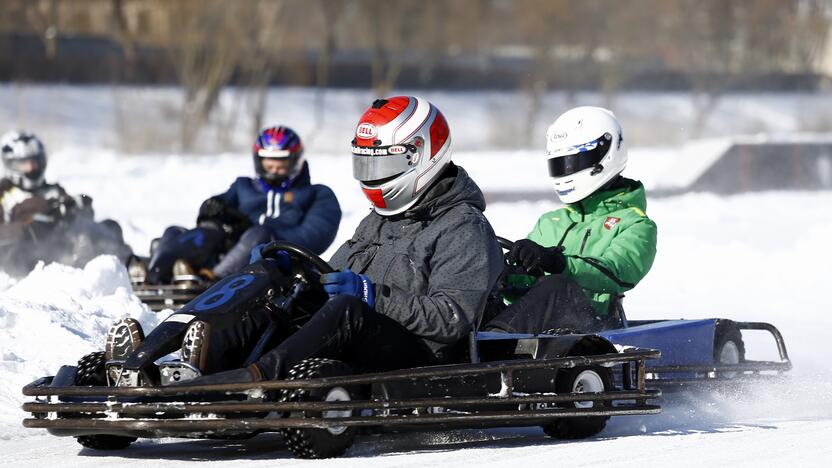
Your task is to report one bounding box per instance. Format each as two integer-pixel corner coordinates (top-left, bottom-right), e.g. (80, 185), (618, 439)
(487, 106), (657, 334)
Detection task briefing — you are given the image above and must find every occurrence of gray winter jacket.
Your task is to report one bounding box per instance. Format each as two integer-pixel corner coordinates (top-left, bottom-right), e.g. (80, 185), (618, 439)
(329, 165), (504, 360)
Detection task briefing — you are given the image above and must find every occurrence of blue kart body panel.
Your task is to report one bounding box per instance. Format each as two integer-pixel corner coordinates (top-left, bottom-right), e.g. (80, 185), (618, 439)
(598, 319), (718, 367)
(475, 319), (720, 368)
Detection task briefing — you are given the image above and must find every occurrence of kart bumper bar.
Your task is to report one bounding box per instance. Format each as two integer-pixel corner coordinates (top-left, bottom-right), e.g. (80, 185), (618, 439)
(22, 348), (661, 437)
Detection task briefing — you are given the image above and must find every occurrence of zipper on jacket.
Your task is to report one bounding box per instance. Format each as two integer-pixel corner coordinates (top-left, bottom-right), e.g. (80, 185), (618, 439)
(579, 229), (591, 255)
(557, 222), (578, 249)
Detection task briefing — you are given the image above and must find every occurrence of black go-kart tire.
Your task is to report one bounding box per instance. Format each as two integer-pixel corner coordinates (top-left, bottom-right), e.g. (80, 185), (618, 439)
(74, 351), (108, 387)
(542, 365), (613, 440)
(73, 351), (138, 451)
(714, 321), (746, 378)
(281, 358), (358, 459)
(714, 322), (746, 364)
(76, 434), (136, 451)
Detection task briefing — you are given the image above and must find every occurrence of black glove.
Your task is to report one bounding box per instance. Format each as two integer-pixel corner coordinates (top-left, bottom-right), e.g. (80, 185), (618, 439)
(47, 195), (80, 220)
(198, 196), (227, 221)
(507, 239), (566, 275)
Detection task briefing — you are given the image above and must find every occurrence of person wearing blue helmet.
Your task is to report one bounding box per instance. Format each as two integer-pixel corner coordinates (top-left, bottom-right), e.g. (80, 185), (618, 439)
(138, 126), (341, 284)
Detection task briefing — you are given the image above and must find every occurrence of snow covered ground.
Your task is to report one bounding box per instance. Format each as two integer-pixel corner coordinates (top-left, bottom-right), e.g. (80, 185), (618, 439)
(2, 86), (832, 465)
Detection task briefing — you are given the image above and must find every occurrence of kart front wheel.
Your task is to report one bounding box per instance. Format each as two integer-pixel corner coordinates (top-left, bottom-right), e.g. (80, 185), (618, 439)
(76, 434), (136, 450)
(542, 366), (612, 440)
(281, 358), (358, 459)
(72, 352), (137, 450)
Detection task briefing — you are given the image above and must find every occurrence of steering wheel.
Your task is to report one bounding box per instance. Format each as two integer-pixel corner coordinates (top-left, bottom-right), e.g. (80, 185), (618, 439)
(259, 241), (335, 275)
(495, 235), (544, 300)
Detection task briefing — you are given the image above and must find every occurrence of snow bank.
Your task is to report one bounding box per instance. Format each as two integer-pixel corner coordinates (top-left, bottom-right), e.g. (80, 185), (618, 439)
(0, 256), (162, 440)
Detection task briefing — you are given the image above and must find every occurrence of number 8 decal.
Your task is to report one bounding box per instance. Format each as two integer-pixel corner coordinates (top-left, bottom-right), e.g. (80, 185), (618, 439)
(193, 274), (255, 311)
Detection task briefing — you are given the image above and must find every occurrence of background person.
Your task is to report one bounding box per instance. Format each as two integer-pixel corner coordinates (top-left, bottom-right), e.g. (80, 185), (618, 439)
(0, 130), (131, 276)
(486, 106), (658, 334)
(138, 125), (341, 284)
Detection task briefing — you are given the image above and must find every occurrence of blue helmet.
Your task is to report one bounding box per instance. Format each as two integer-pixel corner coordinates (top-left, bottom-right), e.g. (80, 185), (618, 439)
(252, 126), (305, 187)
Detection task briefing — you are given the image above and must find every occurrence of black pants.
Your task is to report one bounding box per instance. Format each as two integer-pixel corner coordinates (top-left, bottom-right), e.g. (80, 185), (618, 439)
(486, 274), (613, 334)
(147, 225), (225, 283)
(191, 261), (327, 375)
(253, 295), (437, 380)
(195, 304), (277, 375)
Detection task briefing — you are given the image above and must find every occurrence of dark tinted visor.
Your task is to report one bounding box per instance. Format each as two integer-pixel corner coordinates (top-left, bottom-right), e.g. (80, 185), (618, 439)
(547, 133), (612, 178)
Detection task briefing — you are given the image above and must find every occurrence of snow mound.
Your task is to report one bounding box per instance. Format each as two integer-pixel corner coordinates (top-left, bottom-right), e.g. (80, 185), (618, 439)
(0, 255), (163, 439)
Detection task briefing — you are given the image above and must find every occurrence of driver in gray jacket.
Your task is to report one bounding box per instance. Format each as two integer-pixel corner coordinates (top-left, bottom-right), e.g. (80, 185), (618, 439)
(193, 96), (504, 382)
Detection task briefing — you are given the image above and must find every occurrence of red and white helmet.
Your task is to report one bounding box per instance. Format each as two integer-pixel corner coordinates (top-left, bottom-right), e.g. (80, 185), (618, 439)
(351, 96), (452, 216)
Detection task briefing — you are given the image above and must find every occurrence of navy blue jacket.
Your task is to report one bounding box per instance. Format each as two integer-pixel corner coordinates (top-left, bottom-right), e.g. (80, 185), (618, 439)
(215, 162), (341, 255)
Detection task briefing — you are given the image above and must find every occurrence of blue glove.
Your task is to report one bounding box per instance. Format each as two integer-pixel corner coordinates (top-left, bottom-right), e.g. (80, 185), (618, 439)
(249, 243), (291, 273)
(320, 268), (375, 308)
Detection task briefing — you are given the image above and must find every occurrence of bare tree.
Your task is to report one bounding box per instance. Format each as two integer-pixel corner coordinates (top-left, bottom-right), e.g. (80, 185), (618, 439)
(24, 0), (60, 59)
(237, 0), (290, 140)
(514, 0), (574, 145)
(358, 0), (424, 97)
(662, 0), (827, 137)
(308, 0), (346, 140)
(166, 1), (247, 151)
(109, 0), (135, 65)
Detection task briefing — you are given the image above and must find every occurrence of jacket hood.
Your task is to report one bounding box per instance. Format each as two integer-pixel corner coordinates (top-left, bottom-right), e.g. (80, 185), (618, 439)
(572, 177), (647, 216)
(403, 164), (486, 220)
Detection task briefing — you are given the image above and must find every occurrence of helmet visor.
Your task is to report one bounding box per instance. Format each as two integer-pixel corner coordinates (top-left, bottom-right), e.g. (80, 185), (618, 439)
(4, 156), (43, 175)
(352, 144), (416, 181)
(547, 133), (612, 178)
(256, 147), (293, 158)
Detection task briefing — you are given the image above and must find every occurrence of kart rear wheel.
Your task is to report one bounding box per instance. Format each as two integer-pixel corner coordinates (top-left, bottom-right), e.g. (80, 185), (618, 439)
(714, 322), (745, 378)
(281, 358), (358, 459)
(73, 352), (137, 450)
(542, 366), (612, 440)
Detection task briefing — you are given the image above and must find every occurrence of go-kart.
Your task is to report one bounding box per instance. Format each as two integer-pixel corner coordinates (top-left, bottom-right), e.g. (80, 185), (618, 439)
(131, 209), (254, 312)
(21, 240), (790, 459)
(3, 194), (130, 277)
(130, 277), (210, 312)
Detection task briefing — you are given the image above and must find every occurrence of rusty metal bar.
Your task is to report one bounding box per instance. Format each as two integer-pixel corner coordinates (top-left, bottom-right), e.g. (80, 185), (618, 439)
(23, 389), (660, 415)
(737, 322), (791, 363)
(646, 374), (788, 387)
(23, 349), (661, 398)
(23, 405), (662, 432)
(648, 361), (791, 374)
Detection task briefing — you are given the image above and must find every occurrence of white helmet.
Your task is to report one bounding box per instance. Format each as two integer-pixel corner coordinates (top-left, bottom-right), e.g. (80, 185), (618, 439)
(351, 96), (452, 216)
(545, 106), (627, 204)
(1, 130), (47, 190)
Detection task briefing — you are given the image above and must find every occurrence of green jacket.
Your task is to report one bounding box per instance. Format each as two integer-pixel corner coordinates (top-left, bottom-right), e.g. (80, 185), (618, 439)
(523, 178), (657, 316)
